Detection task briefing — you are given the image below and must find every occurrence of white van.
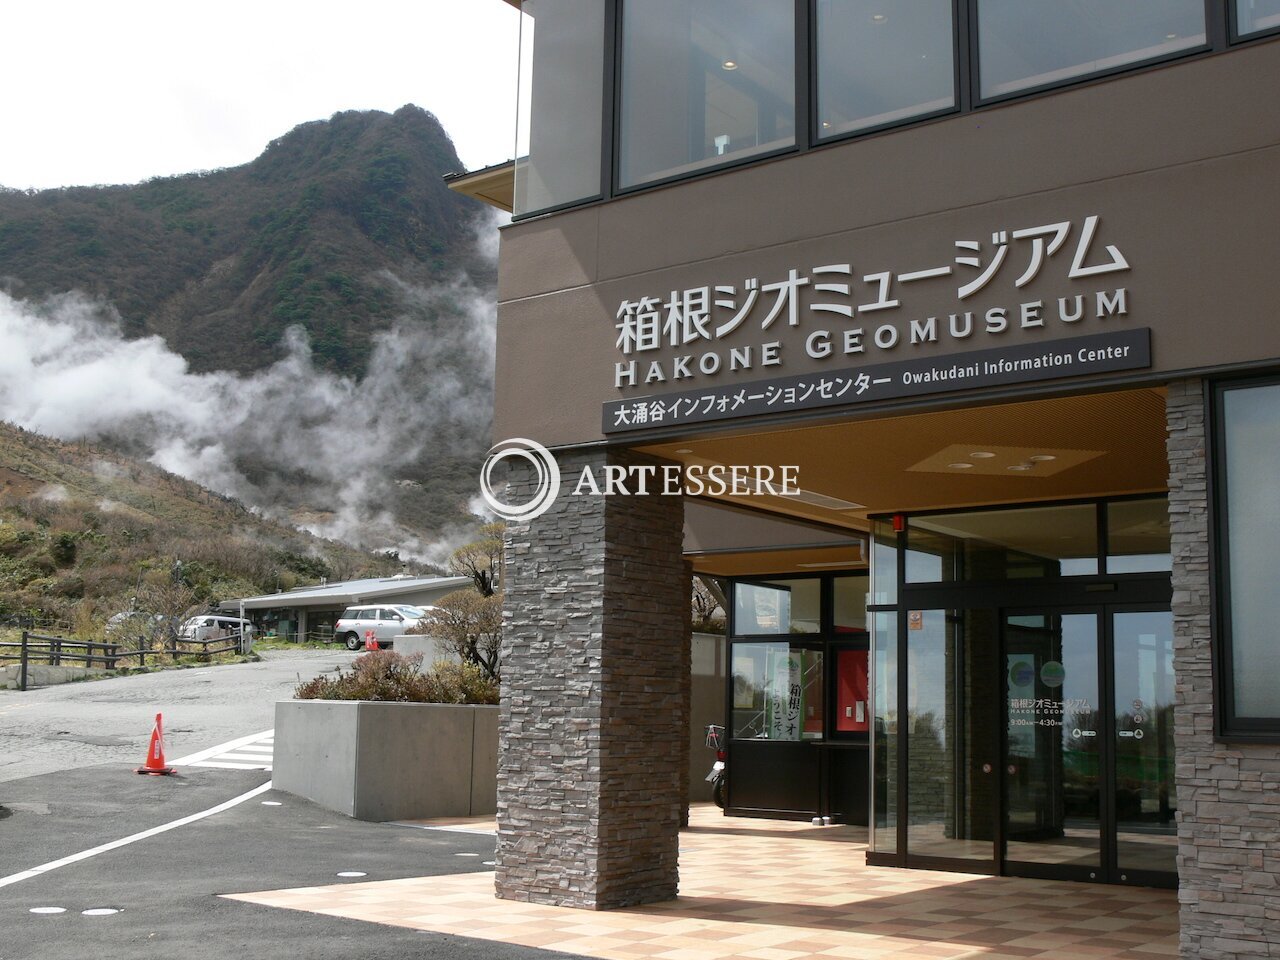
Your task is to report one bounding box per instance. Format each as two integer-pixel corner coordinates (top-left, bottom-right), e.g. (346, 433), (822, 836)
(178, 615), (256, 645)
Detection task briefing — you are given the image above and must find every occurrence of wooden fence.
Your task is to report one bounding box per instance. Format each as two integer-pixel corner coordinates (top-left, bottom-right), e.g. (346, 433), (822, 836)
(0, 631), (248, 691)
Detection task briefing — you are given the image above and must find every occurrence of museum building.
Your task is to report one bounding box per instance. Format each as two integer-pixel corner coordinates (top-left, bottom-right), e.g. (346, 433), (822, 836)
(448, 3), (1280, 957)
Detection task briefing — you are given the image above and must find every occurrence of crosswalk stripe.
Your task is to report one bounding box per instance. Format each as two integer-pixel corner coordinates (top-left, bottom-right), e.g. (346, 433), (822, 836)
(172, 729), (274, 770)
(187, 761), (268, 770)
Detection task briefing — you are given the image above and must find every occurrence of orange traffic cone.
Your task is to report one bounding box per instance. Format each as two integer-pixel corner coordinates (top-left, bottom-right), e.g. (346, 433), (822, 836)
(364, 630), (379, 651)
(135, 712), (175, 776)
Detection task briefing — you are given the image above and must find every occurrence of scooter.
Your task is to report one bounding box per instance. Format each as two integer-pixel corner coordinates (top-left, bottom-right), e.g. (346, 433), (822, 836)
(704, 723), (727, 809)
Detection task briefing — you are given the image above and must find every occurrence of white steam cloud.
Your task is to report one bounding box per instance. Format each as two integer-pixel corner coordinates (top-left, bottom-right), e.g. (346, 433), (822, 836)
(0, 270), (495, 565)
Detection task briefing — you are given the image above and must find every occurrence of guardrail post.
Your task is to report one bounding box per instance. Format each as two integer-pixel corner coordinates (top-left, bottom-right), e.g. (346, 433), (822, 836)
(19, 630), (28, 691)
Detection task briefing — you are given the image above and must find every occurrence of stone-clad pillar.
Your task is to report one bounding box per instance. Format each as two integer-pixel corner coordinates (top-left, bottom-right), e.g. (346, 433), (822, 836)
(1168, 379), (1280, 960)
(496, 448), (690, 909)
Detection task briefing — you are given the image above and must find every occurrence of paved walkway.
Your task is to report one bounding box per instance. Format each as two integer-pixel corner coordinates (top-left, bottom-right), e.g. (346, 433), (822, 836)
(226, 807), (1179, 960)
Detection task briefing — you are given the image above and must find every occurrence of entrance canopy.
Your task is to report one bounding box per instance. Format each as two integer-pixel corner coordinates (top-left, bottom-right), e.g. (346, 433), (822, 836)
(642, 386), (1169, 540)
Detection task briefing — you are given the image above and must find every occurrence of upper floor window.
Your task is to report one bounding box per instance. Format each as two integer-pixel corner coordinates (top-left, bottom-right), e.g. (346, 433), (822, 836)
(509, 1), (1264, 219)
(618, 0), (796, 189)
(815, 0), (956, 140)
(1214, 377), (1280, 736)
(514, 0), (605, 217)
(977, 0), (1207, 100)
(1236, 0), (1280, 36)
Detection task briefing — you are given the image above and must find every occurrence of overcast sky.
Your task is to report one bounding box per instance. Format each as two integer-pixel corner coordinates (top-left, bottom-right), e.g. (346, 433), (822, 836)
(0, 0), (522, 190)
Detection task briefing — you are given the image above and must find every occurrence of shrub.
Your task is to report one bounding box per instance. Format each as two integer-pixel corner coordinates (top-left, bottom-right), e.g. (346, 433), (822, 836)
(293, 650), (498, 705)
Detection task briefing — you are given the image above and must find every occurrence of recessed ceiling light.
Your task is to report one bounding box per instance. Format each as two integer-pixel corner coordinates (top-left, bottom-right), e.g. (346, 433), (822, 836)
(948, 462), (974, 469)
(969, 451), (996, 459)
(1028, 454), (1056, 462)
(871, 13), (887, 23)
(721, 59), (739, 71)
(1007, 463), (1033, 472)
(1166, 32), (1178, 39)
(674, 448), (693, 454)
(821, 120), (831, 129)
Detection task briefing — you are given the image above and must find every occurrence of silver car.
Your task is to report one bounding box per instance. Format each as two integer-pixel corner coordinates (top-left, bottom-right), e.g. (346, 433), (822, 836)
(333, 604), (433, 651)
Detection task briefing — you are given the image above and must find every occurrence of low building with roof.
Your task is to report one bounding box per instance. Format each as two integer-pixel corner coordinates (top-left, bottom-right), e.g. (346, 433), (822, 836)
(221, 574), (472, 643)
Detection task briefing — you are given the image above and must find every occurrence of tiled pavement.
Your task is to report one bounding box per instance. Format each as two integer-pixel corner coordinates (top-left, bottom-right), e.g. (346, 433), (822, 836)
(225, 806), (1178, 960)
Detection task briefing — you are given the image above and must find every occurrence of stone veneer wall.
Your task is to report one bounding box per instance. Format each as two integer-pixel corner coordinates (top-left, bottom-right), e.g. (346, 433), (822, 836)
(1168, 379), (1280, 960)
(496, 449), (690, 909)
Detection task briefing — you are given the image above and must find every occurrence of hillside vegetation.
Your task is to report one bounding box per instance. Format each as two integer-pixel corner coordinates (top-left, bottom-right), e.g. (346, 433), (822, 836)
(0, 105), (491, 376)
(0, 106), (496, 551)
(0, 421), (414, 628)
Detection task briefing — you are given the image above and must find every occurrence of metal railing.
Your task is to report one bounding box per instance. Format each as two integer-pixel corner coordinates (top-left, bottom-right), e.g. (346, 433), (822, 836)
(0, 631), (250, 691)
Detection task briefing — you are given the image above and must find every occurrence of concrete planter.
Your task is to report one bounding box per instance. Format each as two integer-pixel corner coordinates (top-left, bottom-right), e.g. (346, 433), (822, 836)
(273, 700), (498, 822)
(389, 634), (459, 663)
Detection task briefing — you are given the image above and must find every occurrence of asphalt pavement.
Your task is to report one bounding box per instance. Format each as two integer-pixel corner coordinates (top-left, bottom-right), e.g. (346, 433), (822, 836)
(0, 651), (585, 960)
(1, 764), (581, 960)
(0, 650), (358, 784)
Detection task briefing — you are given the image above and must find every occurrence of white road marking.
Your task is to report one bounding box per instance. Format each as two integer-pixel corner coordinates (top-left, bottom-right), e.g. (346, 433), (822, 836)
(171, 730), (274, 770)
(0, 781), (273, 889)
(185, 761), (266, 770)
(391, 822), (497, 836)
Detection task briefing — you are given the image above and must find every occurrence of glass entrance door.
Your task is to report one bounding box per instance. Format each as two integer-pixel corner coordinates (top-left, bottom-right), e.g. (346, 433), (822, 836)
(1001, 607), (1176, 885)
(1003, 612), (1103, 878)
(1111, 610), (1177, 883)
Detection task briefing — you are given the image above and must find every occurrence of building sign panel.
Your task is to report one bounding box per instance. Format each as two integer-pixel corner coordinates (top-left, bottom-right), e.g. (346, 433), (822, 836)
(603, 328), (1150, 434)
(611, 214), (1132, 394)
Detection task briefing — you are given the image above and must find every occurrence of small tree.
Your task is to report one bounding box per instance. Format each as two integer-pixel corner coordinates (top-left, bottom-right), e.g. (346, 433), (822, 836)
(692, 576), (725, 633)
(416, 589), (502, 682)
(449, 522), (504, 597)
(134, 577), (201, 648)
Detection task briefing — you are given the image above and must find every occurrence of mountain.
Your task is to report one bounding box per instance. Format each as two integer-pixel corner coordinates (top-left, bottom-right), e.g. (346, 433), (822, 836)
(0, 105), (492, 375)
(0, 106), (496, 558)
(0, 420), (413, 625)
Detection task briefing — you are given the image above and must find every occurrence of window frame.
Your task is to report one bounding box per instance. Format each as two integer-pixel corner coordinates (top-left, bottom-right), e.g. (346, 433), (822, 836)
(970, 0), (1217, 107)
(726, 571), (871, 744)
(1210, 374), (1280, 741)
(514, 1), (1259, 221)
(809, 0), (963, 146)
(1229, 0), (1280, 41)
(612, 0), (807, 197)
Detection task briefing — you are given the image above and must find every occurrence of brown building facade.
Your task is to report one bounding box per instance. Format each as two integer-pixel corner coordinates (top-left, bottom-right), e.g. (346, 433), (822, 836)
(454, 4), (1280, 956)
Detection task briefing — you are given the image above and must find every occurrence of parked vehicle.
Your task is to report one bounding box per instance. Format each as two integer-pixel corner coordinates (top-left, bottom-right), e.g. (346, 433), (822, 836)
(705, 723), (727, 809)
(178, 615), (255, 644)
(105, 611), (166, 640)
(333, 604), (436, 651)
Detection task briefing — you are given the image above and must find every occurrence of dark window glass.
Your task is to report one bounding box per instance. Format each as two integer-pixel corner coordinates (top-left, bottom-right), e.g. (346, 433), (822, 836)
(870, 518), (898, 605)
(1237, 0), (1280, 35)
(816, 0), (955, 140)
(618, 0), (795, 189)
(833, 574), (870, 634)
(1112, 611), (1177, 874)
(734, 578), (821, 634)
(907, 504), (1099, 583)
(1106, 498), (1172, 574)
(730, 642), (824, 739)
(514, 0), (605, 216)
(871, 611), (898, 852)
(1219, 381), (1280, 721)
(907, 608), (998, 861)
(977, 0), (1206, 99)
